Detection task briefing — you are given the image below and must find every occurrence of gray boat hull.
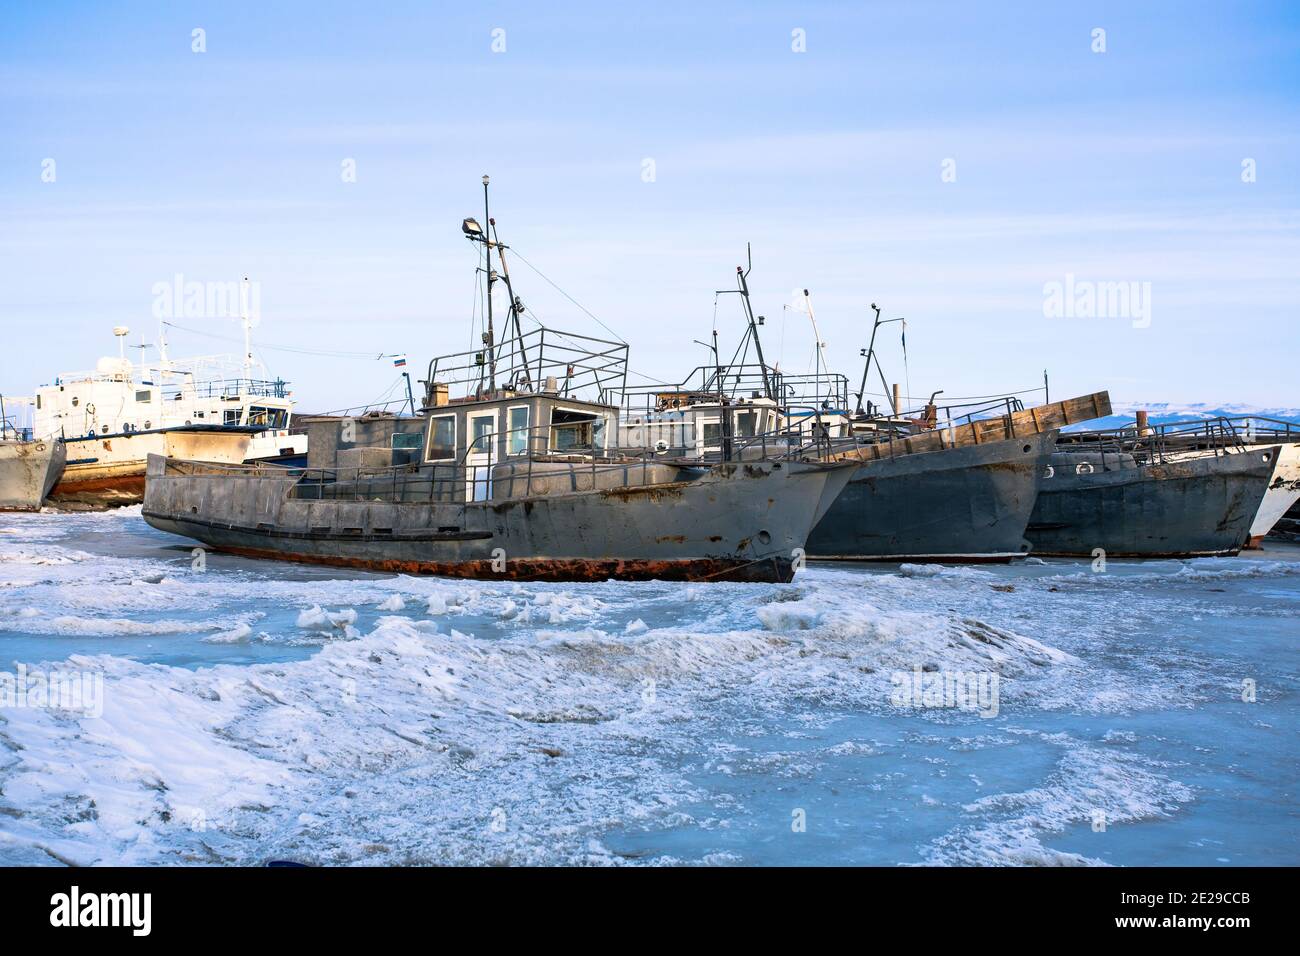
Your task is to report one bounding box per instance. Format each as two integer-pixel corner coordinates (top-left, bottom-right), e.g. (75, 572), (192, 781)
(141, 454), (854, 583)
(1027, 446), (1279, 557)
(0, 438), (66, 512)
(805, 431), (1054, 562)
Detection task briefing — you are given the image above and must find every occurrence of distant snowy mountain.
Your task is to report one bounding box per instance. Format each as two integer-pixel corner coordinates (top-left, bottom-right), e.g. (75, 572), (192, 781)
(1064, 401), (1300, 432)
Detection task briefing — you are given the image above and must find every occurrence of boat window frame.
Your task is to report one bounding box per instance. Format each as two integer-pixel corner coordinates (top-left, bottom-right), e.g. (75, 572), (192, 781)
(734, 408), (758, 439)
(548, 404), (606, 454)
(424, 412), (457, 462)
(467, 409), (498, 457)
(507, 404), (530, 456)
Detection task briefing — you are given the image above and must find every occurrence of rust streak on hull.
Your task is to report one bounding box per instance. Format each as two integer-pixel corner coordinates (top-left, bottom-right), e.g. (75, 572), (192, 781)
(209, 544), (796, 583)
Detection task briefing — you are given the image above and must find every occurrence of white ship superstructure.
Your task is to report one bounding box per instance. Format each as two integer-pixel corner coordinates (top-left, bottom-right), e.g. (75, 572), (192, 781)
(32, 322), (307, 507)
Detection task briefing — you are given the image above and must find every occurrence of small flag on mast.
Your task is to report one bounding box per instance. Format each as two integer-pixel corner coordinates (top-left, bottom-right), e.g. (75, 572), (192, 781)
(392, 354), (407, 368)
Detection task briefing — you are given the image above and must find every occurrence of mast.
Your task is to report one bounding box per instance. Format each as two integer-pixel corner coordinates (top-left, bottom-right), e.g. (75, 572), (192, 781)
(798, 288), (827, 408)
(482, 175), (497, 392)
(713, 245), (773, 402)
(488, 217), (530, 391)
(240, 276), (253, 383)
(734, 247), (773, 400)
(854, 304), (904, 416)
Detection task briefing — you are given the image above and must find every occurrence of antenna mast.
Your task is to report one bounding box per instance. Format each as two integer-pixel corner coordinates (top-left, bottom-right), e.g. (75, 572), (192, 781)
(785, 288), (827, 409)
(482, 176), (497, 391)
(735, 247), (773, 400)
(714, 245), (774, 401)
(854, 303), (905, 416)
(239, 276), (254, 383)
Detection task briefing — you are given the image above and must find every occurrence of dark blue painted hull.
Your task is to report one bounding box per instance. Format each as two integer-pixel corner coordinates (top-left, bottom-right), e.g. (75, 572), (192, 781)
(806, 432), (1054, 561)
(1027, 447), (1278, 557)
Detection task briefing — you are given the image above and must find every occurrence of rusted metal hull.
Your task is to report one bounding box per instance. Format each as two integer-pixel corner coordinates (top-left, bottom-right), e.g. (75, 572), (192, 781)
(50, 428), (254, 509)
(806, 431), (1054, 562)
(191, 545), (795, 583)
(0, 438), (66, 512)
(141, 455), (854, 583)
(1027, 446), (1280, 557)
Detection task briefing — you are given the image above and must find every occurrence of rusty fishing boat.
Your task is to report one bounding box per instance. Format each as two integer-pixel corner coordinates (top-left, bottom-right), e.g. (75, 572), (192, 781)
(1030, 416), (1281, 557)
(142, 178), (853, 583)
(614, 276), (1107, 562)
(1, 397), (65, 512)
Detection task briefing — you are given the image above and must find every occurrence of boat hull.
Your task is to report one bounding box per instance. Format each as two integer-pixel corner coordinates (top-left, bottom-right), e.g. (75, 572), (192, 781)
(805, 431), (1054, 562)
(0, 439), (66, 512)
(1027, 446), (1279, 557)
(141, 455), (855, 583)
(1246, 441), (1300, 548)
(50, 428), (254, 509)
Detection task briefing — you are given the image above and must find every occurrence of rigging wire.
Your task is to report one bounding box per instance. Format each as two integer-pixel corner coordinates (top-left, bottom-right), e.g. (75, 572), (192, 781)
(901, 321), (913, 413)
(507, 246), (627, 345)
(861, 385), (1049, 403)
(160, 321), (399, 361)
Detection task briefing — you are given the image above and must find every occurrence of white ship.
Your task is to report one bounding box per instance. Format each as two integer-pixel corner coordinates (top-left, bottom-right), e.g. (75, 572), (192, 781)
(32, 317), (307, 508)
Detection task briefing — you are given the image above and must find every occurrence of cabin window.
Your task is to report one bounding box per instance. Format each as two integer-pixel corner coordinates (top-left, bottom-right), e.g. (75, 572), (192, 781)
(702, 420), (722, 447)
(550, 408), (601, 452)
(508, 406), (530, 455)
(735, 410), (757, 438)
(135, 390), (151, 402)
(469, 413), (495, 454)
(247, 406), (288, 429)
(425, 414), (456, 461)
(224, 409), (241, 425)
(71, 396), (79, 407)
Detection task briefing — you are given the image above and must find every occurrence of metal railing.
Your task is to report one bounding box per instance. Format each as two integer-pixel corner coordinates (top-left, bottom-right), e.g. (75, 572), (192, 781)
(616, 365), (850, 416)
(1055, 417), (1258, 466)
(159, 378), (289, 401)
(423, 326), (628, 408)
(1, 417), (34, 442)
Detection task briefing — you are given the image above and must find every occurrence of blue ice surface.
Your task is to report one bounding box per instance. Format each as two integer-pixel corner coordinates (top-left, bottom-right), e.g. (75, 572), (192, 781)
(0, 509), (1296, 866)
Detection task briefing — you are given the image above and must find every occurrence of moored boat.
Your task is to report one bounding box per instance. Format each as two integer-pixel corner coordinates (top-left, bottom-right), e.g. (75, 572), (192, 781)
(32, 317), (306, 509)
(0, 435), (66, 512)
(806, 430), (1057, 562)
(52, 425), (257, 508)
(1029, 423), (1279, 557)
(1147, 416), (1300, 548)
(1, 398), (66, 511)
(141, 178), (856, 583)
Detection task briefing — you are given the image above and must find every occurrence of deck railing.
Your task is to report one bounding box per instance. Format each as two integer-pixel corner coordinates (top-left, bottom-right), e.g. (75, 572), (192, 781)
(1055, 417), (1264, 466)
(423, 327), (629, 408)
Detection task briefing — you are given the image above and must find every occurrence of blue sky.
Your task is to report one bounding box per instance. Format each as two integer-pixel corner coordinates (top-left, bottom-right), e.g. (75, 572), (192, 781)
(2, 1), (1297, 412)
